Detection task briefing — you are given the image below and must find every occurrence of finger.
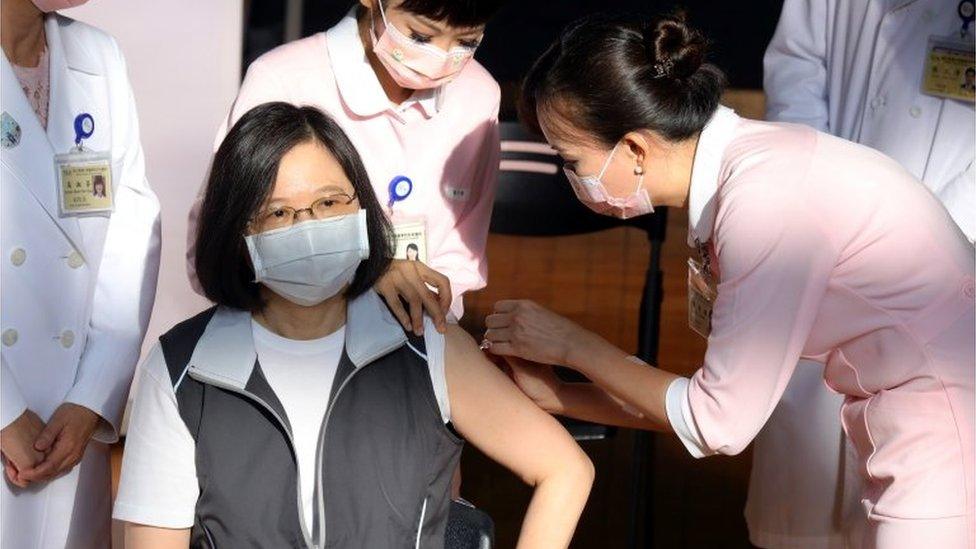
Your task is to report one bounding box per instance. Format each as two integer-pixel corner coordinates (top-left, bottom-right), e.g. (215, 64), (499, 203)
(483, 328), (512, 343)
(417, 264), (453, 317)
(33, 414), (65, 453)
(5, 462), (28, 488)
(484, 313), (512, 329)
(485, 342), (515, 356)
(492, 300), (521, 313)
(22, 439), (71, 482)
(380, 288), (412, 331)
(407, 290), (424, 336)
(414, 283), (446, 334)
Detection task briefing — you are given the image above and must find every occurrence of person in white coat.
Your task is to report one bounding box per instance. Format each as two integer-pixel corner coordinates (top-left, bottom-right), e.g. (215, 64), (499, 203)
(0, 0), (161, 547)
(748, 0), (976, 547)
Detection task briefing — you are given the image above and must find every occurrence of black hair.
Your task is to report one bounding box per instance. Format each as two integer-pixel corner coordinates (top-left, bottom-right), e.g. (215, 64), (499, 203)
(391, 0), (505, 28)
(519, 12), (726, 146)
(195, 102), (393, 311)
(406, 243), (419, 252)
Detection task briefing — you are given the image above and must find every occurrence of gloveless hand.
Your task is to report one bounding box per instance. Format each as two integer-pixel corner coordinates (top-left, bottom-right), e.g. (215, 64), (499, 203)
(375, 259), (452, 336)
(0, 409), (46, 488)
(483, 300), (597, 366)
(20, 403), (101, 483)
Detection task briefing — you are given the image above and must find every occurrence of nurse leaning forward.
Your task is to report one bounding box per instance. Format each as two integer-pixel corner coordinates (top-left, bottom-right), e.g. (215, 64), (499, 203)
(0, 0), (162, 547)
(482, 13), (976, 549)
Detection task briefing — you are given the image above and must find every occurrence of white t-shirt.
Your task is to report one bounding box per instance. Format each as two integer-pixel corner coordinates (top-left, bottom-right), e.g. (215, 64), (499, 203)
(253, 320), (345, 529)
(113, 316), (449, 531)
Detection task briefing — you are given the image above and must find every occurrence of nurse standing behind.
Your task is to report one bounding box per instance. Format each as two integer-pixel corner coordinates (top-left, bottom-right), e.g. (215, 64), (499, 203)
(483, 14), (975, 548)
(0, 0), (161, 547)
(186, 0), (504, 331)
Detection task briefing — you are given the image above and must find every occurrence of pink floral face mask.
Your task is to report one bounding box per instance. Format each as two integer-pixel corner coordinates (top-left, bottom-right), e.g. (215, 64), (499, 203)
(563, 143), (655, 219)
(369, 1), (476, 90)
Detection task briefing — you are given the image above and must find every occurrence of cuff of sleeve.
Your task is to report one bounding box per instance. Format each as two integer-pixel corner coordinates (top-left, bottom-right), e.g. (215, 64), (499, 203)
(665, 377), (712, 459)
(113, 501), (195, 529)
(65, 382), (125, 445)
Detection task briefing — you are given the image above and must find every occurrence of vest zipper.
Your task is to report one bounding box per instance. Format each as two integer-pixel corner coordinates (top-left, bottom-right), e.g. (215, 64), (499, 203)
(189, 373), (316, 549)
(313, 359), (376, 548)
(203, 523), (217, 548)
(414, 497), (428, 549)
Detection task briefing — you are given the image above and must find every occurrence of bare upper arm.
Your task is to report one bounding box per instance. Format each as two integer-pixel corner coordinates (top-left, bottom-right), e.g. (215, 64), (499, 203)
(444, 325), (592, 486)
(124, 523), (190, 549)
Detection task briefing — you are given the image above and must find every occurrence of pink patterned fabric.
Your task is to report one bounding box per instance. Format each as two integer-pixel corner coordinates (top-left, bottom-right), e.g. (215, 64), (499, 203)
(11, 47), (50, 129)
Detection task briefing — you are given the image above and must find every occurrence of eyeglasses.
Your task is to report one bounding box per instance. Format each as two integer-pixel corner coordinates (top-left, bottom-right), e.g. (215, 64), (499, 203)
(250, 192), (358, 232)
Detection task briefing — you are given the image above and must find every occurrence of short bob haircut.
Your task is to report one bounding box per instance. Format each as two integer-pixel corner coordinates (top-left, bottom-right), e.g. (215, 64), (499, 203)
(194, 102), (394, 311)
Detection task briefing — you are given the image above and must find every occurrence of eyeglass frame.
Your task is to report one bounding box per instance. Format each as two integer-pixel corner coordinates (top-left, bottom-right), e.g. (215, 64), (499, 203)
(247, 192), (359, 232)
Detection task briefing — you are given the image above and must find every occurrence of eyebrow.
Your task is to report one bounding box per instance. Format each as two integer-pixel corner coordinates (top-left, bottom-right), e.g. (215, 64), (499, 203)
(265, 184), (352, 205)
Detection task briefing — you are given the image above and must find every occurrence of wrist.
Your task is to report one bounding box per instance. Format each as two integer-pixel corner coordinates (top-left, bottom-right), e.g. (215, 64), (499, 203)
(564, 330), (611, 374)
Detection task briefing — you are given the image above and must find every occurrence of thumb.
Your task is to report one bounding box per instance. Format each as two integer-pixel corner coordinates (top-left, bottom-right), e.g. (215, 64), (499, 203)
(34, 416), (64, 453)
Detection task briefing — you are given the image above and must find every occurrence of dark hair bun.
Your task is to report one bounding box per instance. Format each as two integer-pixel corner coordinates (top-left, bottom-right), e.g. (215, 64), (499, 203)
(643, 14), (705, 80)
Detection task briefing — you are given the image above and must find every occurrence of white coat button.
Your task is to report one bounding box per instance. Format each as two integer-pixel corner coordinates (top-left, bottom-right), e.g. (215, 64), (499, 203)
(10, 248), (26, 266)
(909, 106), (922, 118)
(870, 96), (884, 110)
(2, 329), (18, 347)
(67, 250), (84, 269)
(60, 330), (75, 348)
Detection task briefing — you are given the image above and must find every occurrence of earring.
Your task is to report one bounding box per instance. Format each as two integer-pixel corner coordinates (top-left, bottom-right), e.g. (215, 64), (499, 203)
(634, 165), (644, 175)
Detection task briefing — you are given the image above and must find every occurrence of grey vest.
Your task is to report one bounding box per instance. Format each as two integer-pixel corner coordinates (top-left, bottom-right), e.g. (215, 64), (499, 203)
(158, 291), (463, 549)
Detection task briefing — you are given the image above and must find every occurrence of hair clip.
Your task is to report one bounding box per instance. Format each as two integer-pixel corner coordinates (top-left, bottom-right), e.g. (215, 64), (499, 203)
(653, 59), (675, 79)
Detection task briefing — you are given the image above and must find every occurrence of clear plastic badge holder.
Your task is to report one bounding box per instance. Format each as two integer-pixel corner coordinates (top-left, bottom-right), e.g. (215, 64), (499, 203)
(54, 145), (114, 218)
(687, 257), (717, 339)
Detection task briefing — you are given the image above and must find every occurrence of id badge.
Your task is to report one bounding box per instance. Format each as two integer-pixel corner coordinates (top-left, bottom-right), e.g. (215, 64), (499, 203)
(922, 35), (976, 102)
(54, 148), (114, 217)
(687, 258), (717, 339)
(392, 219), (428, 263)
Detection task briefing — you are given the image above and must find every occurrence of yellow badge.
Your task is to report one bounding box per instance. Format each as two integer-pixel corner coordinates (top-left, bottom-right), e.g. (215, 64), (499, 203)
(55, 149), (113, 217)
(922, 36), (976, 103)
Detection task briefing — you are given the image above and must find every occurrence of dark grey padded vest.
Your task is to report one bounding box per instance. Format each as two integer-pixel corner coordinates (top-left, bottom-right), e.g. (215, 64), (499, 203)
(158, 291), (463, 549)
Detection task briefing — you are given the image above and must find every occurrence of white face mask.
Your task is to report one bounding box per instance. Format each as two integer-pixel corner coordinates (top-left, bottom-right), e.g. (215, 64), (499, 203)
(245, 210), (370, 306)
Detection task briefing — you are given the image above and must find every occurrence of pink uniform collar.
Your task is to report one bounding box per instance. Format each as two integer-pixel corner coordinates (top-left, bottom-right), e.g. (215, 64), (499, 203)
(687, 105), (740, 246)
(326, 8), (440, 120)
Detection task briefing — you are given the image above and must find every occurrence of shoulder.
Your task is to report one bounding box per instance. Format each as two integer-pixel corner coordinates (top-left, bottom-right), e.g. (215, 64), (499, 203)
(55, 13), (117, 52)
(54, 14), (124, 72)
(158, 306), (220, 386)
(248, 33), (331, 80)
(443, 59), (501, 119)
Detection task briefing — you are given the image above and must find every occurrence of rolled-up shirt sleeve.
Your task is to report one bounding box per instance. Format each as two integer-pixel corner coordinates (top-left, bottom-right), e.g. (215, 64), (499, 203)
(682, 182), (836, 457)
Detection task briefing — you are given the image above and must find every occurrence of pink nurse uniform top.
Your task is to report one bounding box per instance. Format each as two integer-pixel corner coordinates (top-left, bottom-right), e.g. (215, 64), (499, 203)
(666, 107), (975, 548)
(186, 8), (501, 319)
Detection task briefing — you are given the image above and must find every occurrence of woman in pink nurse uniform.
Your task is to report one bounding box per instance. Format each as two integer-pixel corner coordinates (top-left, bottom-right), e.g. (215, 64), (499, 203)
(187, 0), (505, 333)
(481, 14), (975, 548)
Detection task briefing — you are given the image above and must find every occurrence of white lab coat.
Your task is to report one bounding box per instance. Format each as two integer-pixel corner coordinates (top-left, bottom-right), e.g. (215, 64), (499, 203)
(1, 14), (160, 549)
(750, 0), (976, 547)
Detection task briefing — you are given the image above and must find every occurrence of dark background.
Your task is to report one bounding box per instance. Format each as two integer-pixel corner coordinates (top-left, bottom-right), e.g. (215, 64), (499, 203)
(247, 1), (785, 117)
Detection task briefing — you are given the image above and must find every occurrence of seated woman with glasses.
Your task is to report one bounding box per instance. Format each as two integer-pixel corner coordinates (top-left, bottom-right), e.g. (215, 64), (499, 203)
(112, 102), (594, 549)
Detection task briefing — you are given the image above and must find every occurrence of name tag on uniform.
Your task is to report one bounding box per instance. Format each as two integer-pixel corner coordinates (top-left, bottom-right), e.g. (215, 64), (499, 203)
(443, 185), (469, 202)
(687, 257), (716, 339)
(393, 219), (428, 263)
(922, 35), (976, 103)
(55, 149), (113, 217)
(56, 113), (114, 217)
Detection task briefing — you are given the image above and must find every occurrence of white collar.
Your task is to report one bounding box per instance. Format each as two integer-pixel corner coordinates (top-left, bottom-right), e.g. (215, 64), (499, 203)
(326, 7), (440, 120)
(187, 290), (408, 389)
(686, 105), (740, 246)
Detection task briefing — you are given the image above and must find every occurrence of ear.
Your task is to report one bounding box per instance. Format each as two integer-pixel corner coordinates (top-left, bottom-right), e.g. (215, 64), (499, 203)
(621, 131), (653, 170)
(359, 0), (376, 10)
